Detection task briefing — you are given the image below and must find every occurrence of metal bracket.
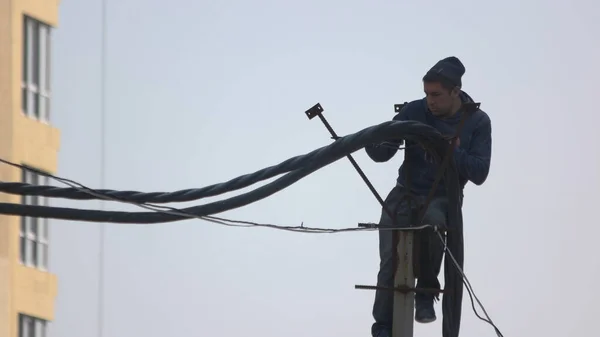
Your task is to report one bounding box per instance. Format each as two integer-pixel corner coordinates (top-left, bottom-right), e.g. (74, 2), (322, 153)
(357, 222), (420, 229)
(394, 102), (408, 114)
(305, 103), (324, 120)
(354, 284), (446, 295)
(357, 222), (451, 231)
(464, 102), (481, 113)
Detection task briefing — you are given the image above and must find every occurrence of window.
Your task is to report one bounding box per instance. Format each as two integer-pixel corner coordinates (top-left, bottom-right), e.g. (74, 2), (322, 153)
(20, 168), (49, 270)
(22, 15), (52, 122)
(19, 314), (47, 337)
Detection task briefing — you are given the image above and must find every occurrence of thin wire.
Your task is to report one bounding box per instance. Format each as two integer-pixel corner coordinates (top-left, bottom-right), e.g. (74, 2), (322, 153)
(21, 161), (434, 233)
(0, 157), (437, 232)
(435, 230), (504, 337)
(60, 175), (439, 233)
(98, 0), (107, 335)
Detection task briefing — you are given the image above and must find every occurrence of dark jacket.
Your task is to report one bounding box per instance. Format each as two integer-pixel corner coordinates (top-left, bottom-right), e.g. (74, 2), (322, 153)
(365, 91), (492, 196)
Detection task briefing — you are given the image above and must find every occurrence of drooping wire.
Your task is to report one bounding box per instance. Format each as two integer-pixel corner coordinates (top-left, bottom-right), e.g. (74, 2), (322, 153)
(434, 230), (504, 337)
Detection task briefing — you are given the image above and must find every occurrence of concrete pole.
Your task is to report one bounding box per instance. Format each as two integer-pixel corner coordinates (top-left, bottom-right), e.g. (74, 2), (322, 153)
(392, 231), (415, 337)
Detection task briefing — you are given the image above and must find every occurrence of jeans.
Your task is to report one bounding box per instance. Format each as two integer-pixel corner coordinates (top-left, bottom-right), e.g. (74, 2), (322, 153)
(371, 184), (447, 336)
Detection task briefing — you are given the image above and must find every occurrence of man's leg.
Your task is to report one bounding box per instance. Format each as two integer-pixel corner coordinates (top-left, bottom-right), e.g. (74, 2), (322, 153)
(415, 197), (448, 323)
(371, 185), (410, 337)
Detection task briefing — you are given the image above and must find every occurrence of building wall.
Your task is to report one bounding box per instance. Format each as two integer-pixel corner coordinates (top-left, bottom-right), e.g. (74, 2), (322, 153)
(0, 0), (61, 336)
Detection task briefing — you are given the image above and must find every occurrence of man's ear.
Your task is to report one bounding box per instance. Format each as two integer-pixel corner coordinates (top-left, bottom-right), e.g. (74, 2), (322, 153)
(451, 87), (460, 97)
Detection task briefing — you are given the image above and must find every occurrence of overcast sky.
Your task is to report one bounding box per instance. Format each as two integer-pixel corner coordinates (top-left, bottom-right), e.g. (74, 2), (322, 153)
(46, 0), (599, 336)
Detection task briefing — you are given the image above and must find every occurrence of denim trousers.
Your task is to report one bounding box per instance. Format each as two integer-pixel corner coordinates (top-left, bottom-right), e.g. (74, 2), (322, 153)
(371, 184), (447, 336)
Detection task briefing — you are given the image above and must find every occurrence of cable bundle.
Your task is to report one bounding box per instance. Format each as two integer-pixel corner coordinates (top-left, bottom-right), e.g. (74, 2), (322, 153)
(0, 119), (503, 337)
(0, 120), (448, 223)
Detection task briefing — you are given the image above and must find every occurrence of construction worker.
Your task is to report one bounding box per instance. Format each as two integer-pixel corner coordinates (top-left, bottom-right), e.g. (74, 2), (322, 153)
(365, 56), (492, 337)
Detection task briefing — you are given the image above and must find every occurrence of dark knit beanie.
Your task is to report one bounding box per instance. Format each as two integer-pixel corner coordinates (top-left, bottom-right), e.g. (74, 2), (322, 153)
(424, 56), (465, 88)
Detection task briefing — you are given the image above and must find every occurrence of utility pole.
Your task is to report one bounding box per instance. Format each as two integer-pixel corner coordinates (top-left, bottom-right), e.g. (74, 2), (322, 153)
(354, 225), (420, 337)
(392, 230), (415, 337)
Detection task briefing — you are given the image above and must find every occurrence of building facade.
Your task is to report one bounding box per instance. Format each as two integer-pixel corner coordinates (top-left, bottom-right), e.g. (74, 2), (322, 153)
(0, 0), (61, 336)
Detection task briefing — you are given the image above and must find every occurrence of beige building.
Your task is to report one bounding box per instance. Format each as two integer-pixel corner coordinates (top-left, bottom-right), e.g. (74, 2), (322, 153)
(0, 0), (61, 336)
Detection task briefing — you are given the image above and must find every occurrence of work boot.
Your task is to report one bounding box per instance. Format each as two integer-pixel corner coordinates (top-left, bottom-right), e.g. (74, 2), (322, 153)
(373, 329), (391, 337)
(415, 296), (436, 323)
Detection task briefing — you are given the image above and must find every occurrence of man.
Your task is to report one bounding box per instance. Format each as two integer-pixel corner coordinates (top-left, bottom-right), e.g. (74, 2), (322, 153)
(365, 56), (492, 337)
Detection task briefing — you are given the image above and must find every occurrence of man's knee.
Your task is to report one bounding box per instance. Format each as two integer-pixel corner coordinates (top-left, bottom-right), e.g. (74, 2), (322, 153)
(422, 197), (448, 227)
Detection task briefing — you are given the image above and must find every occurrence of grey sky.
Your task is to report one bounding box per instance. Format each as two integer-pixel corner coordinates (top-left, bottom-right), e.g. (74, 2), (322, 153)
(47, 0), (599, 336)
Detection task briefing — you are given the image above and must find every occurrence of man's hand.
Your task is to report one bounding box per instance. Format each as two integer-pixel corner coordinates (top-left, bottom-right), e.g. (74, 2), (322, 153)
(446, 136), (460, 148)
(453, 137), (460, 148)
(422, 137), (460, 163)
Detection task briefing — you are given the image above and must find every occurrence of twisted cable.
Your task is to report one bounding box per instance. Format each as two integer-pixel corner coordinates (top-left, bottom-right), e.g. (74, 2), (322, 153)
(0, 121), (441, 204)
(0, 120), (447, 223)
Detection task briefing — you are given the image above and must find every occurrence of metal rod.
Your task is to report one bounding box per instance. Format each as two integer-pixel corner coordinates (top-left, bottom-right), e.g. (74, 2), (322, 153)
(305, 104), (393, 220)
(354, 284), (445, 294)
(317, 114), (388, 208)
(98, 0), (108, 336)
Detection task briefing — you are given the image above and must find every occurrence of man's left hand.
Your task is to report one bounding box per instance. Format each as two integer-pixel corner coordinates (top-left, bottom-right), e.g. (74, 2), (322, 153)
(449, 137), (460, 148)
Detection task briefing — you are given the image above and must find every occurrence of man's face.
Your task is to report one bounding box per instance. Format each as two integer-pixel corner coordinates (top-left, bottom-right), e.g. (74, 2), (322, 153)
(424, 81), (457, 117)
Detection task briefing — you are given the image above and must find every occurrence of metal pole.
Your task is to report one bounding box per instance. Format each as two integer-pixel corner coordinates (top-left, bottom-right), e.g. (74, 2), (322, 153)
(98, 0), (107, 336)
(303, 103), (392, 219)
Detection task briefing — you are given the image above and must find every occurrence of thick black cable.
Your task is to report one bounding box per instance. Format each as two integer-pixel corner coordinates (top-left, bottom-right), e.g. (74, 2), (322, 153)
(0, 120), (447, 223)
(430, 147), (463, 337)
(416, 108), (470, 337)
(14, 155), (435, 235)
(0, 121), (442, 204)
(2, 159), (425, 233)
(0, 156), (305, 203)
